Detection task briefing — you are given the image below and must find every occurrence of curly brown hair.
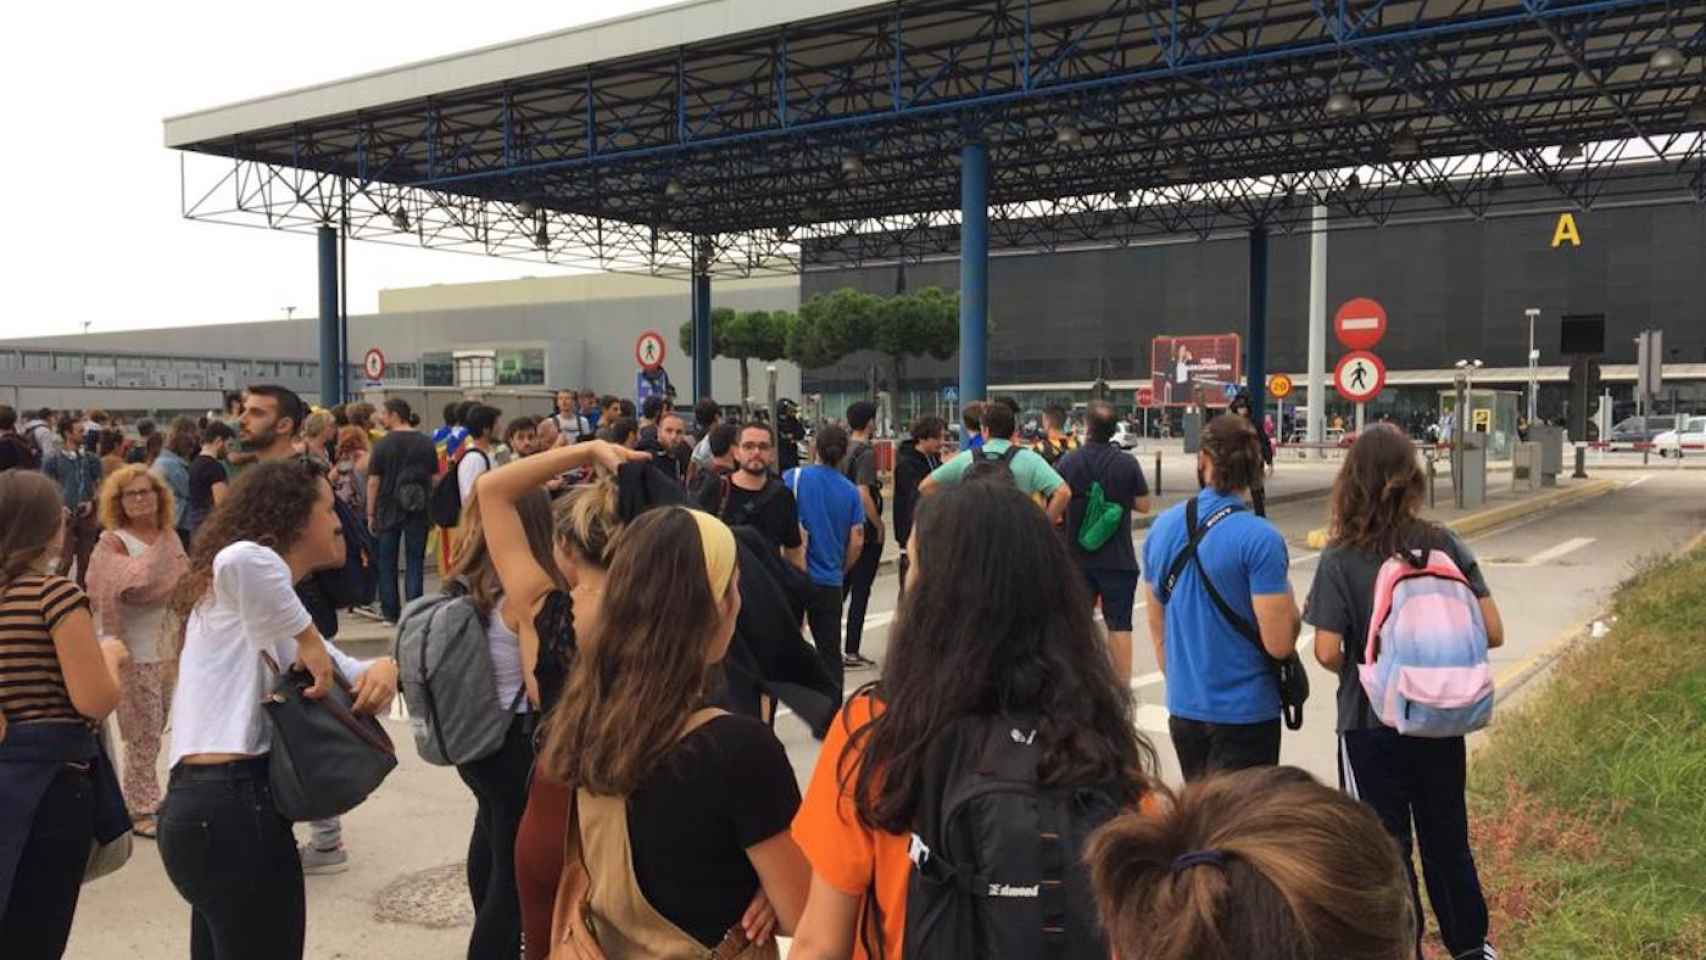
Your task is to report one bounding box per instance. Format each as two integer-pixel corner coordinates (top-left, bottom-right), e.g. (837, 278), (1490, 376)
(1327, 423), (1434, 557)
(172, 457), (331, 619)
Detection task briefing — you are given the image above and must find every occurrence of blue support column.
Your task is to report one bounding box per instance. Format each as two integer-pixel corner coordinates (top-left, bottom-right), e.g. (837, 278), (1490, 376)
(1246, 225), (1269, 427)
(317, 225), (340, 407)
(691, 247), (713, 401)
(958, 142), (989, 402)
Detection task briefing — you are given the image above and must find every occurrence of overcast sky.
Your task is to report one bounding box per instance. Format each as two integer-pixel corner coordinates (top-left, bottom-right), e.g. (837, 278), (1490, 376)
(4, 1), (677, 339)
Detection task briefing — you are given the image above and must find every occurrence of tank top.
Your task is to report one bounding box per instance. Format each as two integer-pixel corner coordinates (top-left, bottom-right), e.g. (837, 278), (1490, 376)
(489, 597), (529, 713)
(103, 530), (170, 663)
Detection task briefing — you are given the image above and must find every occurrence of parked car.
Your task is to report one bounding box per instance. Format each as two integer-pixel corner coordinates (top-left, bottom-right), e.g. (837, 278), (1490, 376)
(1610, 415), (1679, 446)
(1652, 416), (1706, 458)
(1111, 422), (1140, 450)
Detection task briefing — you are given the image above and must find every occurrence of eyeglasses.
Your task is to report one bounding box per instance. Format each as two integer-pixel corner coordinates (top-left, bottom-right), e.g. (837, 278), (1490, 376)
(739, 441), (773, 451)
(121, 489), (157, 500)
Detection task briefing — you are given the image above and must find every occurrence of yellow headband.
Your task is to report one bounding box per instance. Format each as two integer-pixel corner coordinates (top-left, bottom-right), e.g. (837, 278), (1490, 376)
(687, 509), (737, 599)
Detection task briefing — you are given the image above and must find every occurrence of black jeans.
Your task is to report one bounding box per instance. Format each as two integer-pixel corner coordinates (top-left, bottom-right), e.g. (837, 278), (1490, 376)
(455, 715), (535, 960)
(2, 764), (94, 959)
(1168, 716), (1281, 782)
(842, 526), (882, 658)
(1341, 729), (1490, 960)
(376, 512), (429, 622)
(805, 584), (846, 696)
(158, 758), (305, 960)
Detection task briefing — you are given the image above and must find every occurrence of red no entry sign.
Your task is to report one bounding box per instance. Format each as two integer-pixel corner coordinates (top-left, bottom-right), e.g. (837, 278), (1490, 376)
(1335, 351), (1386, 404)
(1334, 297), (1388, 352)
(635, 330), (667, 371)
(1136, 385), (1155, 408)
(362, 348), (386, 381)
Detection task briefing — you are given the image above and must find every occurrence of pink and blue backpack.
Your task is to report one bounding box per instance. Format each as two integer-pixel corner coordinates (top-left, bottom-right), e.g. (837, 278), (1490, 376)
(1361, 549), (1493, 737)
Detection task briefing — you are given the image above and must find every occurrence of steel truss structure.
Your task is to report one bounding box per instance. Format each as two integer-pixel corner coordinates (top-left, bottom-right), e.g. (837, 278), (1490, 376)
(176, 0), (1706, 278)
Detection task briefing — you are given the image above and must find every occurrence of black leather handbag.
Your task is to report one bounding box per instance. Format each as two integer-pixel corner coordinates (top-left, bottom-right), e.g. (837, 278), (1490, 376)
(259, 652), (398, 821)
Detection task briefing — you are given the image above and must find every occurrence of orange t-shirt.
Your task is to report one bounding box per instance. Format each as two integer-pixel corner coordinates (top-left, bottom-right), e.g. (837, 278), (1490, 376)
(791, 694), (909, 960)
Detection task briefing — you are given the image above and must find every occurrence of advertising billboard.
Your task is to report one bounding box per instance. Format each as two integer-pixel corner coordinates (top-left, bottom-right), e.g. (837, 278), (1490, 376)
(1151, 334), (1242, 407)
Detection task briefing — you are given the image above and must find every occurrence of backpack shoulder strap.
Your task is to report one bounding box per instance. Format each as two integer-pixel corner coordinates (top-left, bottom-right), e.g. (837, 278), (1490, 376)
(746, 478), (784, 516)
(1166, 500), (1264, 652)
(999, 444), (1022, 465)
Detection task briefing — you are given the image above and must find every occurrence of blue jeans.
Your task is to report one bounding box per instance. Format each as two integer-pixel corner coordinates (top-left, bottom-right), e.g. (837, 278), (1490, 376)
(376, 512), (428, 622)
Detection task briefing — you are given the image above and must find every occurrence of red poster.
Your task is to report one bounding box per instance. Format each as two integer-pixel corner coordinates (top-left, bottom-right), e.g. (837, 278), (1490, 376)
(1151, 335), (1242, 408)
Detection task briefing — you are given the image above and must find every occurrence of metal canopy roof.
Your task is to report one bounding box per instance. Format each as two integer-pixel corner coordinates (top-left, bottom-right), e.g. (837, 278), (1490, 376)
(169, 0), (1706, 279)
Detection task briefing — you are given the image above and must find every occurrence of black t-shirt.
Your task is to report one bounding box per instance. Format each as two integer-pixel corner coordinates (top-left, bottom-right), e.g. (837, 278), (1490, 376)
(367, 430), (439, 529)
(696, 477), (802, 552)
(1055, 442), (1149, 572)
(1303, 530), (1490, 732)
(187, 454), (226, 517)
(629, 714), (801, 948)
(842, 441), (883, 528)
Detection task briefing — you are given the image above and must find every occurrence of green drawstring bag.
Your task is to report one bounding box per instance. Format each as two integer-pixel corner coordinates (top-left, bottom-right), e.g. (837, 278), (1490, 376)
(1077, 480), (1123, 551)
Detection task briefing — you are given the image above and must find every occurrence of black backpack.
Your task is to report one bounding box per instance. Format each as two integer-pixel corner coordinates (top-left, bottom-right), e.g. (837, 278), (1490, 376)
(898, 713), (1122, 959)
(429, 448), (488, 527)
(963, 444), (1022, 485)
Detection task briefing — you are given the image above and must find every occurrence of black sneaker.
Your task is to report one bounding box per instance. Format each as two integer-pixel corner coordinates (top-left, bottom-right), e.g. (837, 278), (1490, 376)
(843, 653), (877, 670)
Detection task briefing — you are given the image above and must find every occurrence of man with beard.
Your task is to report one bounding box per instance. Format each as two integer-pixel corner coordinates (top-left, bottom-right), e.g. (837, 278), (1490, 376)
(697, 422), (804, 571)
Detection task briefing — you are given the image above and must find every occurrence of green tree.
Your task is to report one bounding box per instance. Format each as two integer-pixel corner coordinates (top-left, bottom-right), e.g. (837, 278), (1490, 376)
(788, 287), (880, 372)
(873, 287), (959, 400)
(680, 307), (794, 410)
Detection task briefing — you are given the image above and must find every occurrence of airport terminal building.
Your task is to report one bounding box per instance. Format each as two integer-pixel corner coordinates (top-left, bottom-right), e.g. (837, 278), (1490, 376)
(3, 199), (1702, 428)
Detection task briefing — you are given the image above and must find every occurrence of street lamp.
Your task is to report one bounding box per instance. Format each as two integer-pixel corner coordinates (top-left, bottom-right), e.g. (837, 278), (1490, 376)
(1525, 308), (1540, 423)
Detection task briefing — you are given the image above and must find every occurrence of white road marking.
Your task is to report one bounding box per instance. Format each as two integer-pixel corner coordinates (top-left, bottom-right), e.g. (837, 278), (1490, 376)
(1487, 536), (1598, 567)
(1130, 671), (1163, 689)
(1626, 475), (1652, 488)
(1135, 704), (1170, 732)
(1526, 536), (1598, 565)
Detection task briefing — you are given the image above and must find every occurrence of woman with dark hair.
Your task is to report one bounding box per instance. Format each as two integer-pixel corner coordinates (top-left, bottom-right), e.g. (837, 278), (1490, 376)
(158, 458), (398, 960)
(0, 470), (127, 958)
(153, 416), (201, 550)
(439, 487), (563, 960)
(1086, 766), (1415, 960)
(534, 507), (811, 956)
(1304, 424), (1503, 960)
(788, 482), (1157, 960)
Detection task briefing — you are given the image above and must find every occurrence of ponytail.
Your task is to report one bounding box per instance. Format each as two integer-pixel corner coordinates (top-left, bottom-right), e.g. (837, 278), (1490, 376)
(1087, 767), (1414, 960)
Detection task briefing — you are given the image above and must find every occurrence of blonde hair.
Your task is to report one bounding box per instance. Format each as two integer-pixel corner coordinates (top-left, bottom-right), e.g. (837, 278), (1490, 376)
(302, 411), (332, 440)
(447, 487), (563, 615)
(553, 478), (621, 569)
(97, 463), (175, 533)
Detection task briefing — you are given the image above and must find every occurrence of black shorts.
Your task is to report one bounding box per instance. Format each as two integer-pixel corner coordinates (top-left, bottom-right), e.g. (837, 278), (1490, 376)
(1083, 568), (1140, 631)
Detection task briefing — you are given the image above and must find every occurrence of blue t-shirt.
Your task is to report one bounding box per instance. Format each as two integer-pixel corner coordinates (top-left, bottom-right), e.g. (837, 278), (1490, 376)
(1142, 488), (1291, 725)
(784, 465), (866, 588)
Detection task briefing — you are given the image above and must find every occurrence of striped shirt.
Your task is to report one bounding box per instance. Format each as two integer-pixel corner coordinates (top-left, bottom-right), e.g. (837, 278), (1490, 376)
(0, 574), (89, 724)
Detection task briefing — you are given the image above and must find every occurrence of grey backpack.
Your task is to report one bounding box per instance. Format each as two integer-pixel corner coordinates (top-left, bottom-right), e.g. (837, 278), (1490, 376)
(394, 582), (522, 767)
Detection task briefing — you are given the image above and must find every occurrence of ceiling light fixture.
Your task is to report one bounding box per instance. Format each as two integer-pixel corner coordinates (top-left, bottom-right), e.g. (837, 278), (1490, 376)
(664, 178), (685, 198)
(1325, 90), (1356, 117)
(516, 200), (537, 217)
(1054, 124), (1083, 146)
(1343, 172), (1363, 194)
(840, 154), (866, 177)
(1649, 46), (1685, 72)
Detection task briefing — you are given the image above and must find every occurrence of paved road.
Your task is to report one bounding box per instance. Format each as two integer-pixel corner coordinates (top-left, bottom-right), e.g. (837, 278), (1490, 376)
(768, 470), (1706, 787)
(64, 470), (1703, 959)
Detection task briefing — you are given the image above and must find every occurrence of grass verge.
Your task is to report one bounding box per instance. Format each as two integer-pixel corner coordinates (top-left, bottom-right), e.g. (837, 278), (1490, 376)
(1460, 545), (1706, 958)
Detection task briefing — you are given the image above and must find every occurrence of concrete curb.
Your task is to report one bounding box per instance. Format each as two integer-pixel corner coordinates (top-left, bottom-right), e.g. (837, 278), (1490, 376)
(1305, 477), (1618, 549)
(1487, 527), (1706, 711)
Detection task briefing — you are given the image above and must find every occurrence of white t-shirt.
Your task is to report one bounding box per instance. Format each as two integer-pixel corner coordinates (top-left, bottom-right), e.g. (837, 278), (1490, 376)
(168, 541), (368, 767)
(458, 447), (492, 501)
(553, 413), (590, 444)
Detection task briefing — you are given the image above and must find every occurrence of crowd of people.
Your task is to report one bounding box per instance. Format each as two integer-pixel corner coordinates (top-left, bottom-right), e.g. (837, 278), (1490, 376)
(0, 385), (1503, 960)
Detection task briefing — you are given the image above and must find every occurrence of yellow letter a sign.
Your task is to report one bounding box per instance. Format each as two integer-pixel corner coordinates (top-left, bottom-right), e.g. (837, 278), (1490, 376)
(1551, 212), (1581, 248)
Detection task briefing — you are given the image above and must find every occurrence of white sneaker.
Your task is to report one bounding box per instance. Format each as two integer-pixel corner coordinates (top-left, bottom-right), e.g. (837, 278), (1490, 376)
(299, 844), (349, 875)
